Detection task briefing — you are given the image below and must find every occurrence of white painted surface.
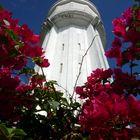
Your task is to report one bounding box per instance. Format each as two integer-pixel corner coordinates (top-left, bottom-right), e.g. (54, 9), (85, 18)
(36, 0), (109, 98)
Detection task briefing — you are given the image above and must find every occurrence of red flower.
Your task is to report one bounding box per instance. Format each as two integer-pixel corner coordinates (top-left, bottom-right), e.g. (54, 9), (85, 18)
(0, 76), (20, 89)
(89, 68), (113, 81)
(16, 84), (32, 93)
(105, 37), (122, 60)
(19, 44), (43, 58)
(124, 29), (140, 43)
(19, 24), (33, 42)
(38, 58), (50, 67)
(112, 17), (126, 37)
(13, 56), (27, 70)
(75, 86), (87, 99)
(0, 68), (11, 78)
(127, 95), (140, 125)
(122, 7), (133, 25)
(30, 74), (45, 88)
(113, 68), (139, 95)
(29, 34), (40, 44)
(124, 44), (140, 60)
(76, 69), (113, 99)
(79, 93), (140, 139)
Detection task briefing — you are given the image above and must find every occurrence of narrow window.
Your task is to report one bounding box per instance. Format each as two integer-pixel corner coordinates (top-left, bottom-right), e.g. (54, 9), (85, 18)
(62, 43), (64, 50)
(60, 63), (63, 73)
(78, 43), (81, 50)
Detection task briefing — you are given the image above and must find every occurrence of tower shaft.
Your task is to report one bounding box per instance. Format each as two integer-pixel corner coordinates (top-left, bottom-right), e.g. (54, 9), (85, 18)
(36, 0), (109, 96)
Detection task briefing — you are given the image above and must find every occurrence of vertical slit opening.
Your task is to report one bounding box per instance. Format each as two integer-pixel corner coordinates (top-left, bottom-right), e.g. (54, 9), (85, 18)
(62, 43), (64, 50)
(78, 43), (81, 50)
(60, 63), (63, 73)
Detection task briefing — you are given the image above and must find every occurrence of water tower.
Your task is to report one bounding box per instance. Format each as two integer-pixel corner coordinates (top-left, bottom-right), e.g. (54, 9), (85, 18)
(36, 0), (109, 97)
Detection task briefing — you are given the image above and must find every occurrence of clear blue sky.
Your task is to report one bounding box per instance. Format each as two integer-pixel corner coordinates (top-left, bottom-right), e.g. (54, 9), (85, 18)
(0, 0), (134, 68)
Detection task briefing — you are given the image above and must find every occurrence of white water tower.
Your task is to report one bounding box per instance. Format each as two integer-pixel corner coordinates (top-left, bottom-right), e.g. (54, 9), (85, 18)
(36, 0), (109, 97)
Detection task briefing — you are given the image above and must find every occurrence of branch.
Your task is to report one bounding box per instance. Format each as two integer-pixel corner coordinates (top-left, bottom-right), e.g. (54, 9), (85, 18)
(72, 35), (98, 99)
(55, 83), (71, 97)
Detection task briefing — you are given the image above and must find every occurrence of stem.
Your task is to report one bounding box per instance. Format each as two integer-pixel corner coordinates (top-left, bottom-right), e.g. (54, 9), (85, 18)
(130, 60), (133, 76)
(56, 83), (71, 98)
(72, 35), (98, 99)
(41, 67), (46, 80)
(51, 82), (59, 101)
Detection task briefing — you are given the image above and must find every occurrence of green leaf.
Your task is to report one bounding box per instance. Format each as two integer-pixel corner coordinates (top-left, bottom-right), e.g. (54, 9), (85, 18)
(132, 4), (139, 10)
(20, 67), (35, 75)
(56, 91), (63, 97)
(136, 43), (140, 48)
(136, 54), (140, 60)
(70, 102), (81, 109)
(43, 103), (50, 111)
(121, 57), (129, 66)
(0, 124), (9, 138)
(0, 5), (3, 10)
(121, 50), (134, 66)
(136, 26), (140, 31)
(45, 80), (57, 86)
(9, 48), (19, 57)
(25, 138), (33, 140)
(0, 127), (27, 140)
(10, 128), (26, 137)
(61, 98), (69, 105)
(48, 100), (60, 110)
(5, 29), (18, 43)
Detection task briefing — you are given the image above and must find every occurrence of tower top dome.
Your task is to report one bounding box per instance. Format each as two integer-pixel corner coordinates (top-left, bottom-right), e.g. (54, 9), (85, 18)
(41, 0), (106, 47)
(48, 0), (101, 20)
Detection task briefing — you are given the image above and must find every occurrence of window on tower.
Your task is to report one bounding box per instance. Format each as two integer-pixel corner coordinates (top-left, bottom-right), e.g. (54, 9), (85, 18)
(60, 63), (63, 73)
(62, 43), (64, 50)
(78, 43), (81, 50)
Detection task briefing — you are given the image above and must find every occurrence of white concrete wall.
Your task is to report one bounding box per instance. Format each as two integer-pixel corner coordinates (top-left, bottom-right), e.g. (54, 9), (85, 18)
(37, 0), (109, 99)
(40, 24), (108, 97)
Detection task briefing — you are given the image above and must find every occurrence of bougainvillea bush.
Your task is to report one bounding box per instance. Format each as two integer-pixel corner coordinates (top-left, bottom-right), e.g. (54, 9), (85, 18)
(76, 0), (140, 139)
(0, 6), (81, 140)
(0, 0), (140, 140)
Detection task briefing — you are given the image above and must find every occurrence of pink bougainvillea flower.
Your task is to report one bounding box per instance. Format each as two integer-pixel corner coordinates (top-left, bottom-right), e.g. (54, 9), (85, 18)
(123, 44), (140, 61)
(105, 38), (123, 66)
(13, 56), (27, 70)
(19, 44), (43, 58)
(127, 95), (140, 125)
(124, 28), (140, 43)
(76, 69), (113, 99)
(29, 34), (40, 44)
(0, 7), (51, 125)
(112, 17), (126, 37)
(106, 47), (122, 65)
(105, 37), (122, 59)
(30, 74), (45, 88)
(0, 76), (20, 89)
(113, 68), (139, 95)
(0, 9), (12, 23)
(112, 37), (122, 48)
(79, 93), (140, 139)
(122, 7), (133, 25)
(19, 24), (33, 42)
(16, 84), (32, 93)
(75, 86), (87, 99)
(89, 68), (113, 81)
(38, 58), (50, 67)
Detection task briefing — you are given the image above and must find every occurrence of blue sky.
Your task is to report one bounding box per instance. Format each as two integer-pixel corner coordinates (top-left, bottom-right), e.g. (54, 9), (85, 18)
(0, 0), (134, 68)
